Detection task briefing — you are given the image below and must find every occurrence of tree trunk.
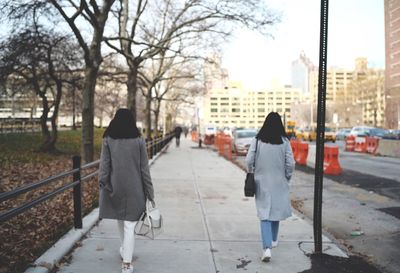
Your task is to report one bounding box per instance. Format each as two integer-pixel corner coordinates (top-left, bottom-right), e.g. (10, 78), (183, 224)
(46, 80), (63, 153)
(154, 99), (161, 137)
(145, 90), (152, 139)
(38, 94), (51, 151)
(126, 65), (138, 116)
(72, 87), (77, 130)
(81, 64), (99, 162)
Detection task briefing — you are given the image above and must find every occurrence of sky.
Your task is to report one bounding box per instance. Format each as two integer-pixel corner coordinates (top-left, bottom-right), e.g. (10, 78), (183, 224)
(222, 0), (385, 89)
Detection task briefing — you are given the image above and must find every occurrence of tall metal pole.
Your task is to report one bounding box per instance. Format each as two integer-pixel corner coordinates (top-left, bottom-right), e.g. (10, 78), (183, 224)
(314, 0), (329, 253)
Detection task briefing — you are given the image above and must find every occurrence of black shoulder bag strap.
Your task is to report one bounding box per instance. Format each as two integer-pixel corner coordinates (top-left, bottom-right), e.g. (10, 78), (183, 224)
(252, 138), (258, 173)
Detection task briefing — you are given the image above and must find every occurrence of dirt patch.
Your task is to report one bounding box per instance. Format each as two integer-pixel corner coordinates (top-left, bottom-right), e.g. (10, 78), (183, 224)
(298, 253), (383, 273)
(0, 158), (99, 273)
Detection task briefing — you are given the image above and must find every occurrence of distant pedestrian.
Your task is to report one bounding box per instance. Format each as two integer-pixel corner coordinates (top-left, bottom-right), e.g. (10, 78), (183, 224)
(245, 112), (295, 262)
(174, 125), (183, 147)
(99, 108), (155, 273)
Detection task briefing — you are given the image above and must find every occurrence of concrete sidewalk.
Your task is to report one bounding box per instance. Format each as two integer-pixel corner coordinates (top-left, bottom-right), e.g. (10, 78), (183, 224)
(57, 138), (345, 273)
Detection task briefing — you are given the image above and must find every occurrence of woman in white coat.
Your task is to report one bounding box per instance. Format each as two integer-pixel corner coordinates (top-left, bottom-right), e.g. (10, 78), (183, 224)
(245, 112), (295, 262)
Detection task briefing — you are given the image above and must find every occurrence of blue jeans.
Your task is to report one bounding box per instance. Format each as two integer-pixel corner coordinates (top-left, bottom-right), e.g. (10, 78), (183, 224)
(260, 220), (279, 249)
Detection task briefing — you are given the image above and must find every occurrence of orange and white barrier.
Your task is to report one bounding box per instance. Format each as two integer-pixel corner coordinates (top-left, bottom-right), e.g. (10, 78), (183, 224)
(295, 142), (309, 166)
(366, 137), (379, 155)
(214, 133), (232, 160)
(306, 144), (342, 175)
(290, 140), (300, 161)
(354, 137), (367, 153)
(323, 146), (342, 175)
(345, 135), (355, 151)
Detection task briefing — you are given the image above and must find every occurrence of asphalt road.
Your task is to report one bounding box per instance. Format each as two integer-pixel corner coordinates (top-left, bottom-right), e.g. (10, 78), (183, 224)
(314, 140), (400, 182)
(232, 149), (400, 273)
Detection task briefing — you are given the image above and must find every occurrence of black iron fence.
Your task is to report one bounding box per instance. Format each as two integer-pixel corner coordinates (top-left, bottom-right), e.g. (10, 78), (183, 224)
(0, 133), (174, 228)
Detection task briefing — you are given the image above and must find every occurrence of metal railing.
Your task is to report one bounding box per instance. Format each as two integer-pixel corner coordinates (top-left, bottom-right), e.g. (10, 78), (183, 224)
(0, 133), (174, 228)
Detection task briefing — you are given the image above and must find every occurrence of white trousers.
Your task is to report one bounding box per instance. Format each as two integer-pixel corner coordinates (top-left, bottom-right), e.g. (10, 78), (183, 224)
(117, 220), (137, 263)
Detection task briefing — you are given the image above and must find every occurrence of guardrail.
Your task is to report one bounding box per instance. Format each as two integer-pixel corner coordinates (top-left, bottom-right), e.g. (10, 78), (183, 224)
(0, 133), (174, 228)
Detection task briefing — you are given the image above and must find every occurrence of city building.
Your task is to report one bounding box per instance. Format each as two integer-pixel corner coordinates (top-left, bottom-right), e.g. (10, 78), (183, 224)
(203, 81), (303, 129)
(291, 51), (317, 94)
(308, 58), (385, 128)
(384, 0), (400, 129)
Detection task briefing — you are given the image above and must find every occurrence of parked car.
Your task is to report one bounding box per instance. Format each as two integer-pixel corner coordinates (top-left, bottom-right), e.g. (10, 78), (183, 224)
(369, 128), (389, 138)
(349, 126), (374, 137)
(336, 128), (351, 140)
(232, 129), (258, 155)
(383, 129), (400, 140)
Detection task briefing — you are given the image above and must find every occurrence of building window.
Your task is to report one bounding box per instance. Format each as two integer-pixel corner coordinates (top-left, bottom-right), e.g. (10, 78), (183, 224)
(232, 108), (241, 112)
(221, 97), (229, 100)
(258, 108), (265, 112)
(221, 103), (229, 106)
(210, 97), (217, 101)
(221, 108), (229, 112)
(211, 108), (218, 112)
(211, 103), (217, 106)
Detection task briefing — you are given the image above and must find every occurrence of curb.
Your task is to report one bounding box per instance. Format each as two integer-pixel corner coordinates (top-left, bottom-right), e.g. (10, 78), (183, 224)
(24, 208), (99, 273)
(23, 142), (171, 273)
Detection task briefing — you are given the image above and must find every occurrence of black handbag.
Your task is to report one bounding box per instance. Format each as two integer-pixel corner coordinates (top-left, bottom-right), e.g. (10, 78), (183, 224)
(244, 139), (258, 197)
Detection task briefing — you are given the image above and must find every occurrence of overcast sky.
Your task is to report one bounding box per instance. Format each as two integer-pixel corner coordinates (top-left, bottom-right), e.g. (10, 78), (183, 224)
(222, 0), (385, 89)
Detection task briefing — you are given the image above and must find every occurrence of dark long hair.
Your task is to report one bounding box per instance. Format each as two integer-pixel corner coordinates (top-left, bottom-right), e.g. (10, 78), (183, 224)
(256, 112), (288, 144)
(103, 108), (141, 139)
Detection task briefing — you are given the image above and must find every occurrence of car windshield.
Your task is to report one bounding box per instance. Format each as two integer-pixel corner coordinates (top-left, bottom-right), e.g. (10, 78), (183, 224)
(237, 130), (257, 138)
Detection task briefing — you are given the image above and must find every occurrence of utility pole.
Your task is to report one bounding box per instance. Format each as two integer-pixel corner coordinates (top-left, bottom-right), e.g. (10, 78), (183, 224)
(314, 0), (329, 254)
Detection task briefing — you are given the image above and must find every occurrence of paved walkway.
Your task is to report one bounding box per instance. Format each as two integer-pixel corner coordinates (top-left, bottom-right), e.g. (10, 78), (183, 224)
(57, 138), (345, 273)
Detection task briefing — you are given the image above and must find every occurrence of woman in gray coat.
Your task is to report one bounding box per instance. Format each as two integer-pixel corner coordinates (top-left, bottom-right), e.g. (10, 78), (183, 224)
(245, 112), (295, 262)
(99, 108), (154, 273)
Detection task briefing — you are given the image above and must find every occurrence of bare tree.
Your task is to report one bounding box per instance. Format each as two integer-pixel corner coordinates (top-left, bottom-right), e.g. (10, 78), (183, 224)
(0, 26), (83, 152)
(105, 0), (280, 120)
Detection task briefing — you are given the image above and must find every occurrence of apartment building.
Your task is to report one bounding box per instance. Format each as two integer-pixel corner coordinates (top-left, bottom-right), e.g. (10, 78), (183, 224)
(384, 0), (400, 129)
(309, 58), (385, 127)
(203, 81), (302, 129)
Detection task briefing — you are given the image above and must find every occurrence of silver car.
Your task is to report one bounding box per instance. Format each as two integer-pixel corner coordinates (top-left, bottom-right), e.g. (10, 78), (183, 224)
(232, 129), (258, 155)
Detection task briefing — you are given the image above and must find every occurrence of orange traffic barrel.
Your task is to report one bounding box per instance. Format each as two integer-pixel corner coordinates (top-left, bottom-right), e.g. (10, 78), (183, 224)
(345, 135), (355, 151)
(323, 146), (342, 175)
(295, 142), (309, 165)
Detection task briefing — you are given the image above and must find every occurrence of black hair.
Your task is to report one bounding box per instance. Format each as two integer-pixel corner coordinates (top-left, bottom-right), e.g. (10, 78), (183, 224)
(256, 112), (288, 144)
(103, 108), (141, 139)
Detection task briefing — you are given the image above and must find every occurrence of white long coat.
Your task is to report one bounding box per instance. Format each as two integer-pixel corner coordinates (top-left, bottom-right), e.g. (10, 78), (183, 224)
(245, 138), (295, 221)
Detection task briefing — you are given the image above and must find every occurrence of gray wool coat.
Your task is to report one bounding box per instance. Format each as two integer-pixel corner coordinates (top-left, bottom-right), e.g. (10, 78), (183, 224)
(98, 136), (154, 221)
(245, 138), (295, 221)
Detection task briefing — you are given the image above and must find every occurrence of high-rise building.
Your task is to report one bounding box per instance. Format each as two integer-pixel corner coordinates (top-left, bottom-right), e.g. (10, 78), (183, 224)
(384, 0), (400, 129)
(291, 52), (317, 94)
(203, 81), (302, 129)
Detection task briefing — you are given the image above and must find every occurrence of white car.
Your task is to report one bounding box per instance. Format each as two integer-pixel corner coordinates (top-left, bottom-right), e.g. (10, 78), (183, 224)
(232, 129), (258, 155)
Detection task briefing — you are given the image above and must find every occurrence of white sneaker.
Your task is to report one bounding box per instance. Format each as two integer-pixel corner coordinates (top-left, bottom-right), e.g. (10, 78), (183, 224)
(261, 248), (271, 262)
(272, 240), (278, 248)
(119, 247), (123, 260)
(122, 264), (134, 273)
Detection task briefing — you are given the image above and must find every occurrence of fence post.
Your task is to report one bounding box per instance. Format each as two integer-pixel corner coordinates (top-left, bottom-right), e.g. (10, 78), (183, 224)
(72, 155), (82, 229)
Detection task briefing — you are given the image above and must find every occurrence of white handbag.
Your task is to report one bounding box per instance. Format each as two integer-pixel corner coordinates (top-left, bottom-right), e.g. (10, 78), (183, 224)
(134, 200), (162, 239)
